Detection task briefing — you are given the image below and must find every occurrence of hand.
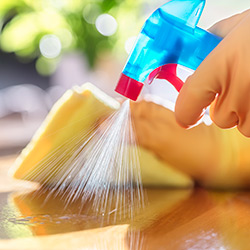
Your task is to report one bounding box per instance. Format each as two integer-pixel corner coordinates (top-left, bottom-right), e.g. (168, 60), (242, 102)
(175, 10), (250, 137)
(131, 99), (221, 183)
(131, 98), (250, 188)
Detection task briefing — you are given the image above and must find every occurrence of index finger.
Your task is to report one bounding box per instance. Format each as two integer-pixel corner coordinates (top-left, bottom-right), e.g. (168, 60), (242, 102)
(175, 49), (223, 128)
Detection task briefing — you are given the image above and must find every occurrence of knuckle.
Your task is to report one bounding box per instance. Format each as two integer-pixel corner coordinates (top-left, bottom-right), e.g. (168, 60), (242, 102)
(211, 110), (238, 129)
(237, 117), (250, 137)
(237, 125), (250, 138)
(174, 111), (195, 128)
(210, 100), (239, 129)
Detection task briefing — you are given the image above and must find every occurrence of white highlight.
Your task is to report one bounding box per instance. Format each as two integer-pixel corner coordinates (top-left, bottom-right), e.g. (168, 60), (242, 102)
(95, 14), (118, 36)
(39, 34), (62, 59)
(125, 36), (137, 54)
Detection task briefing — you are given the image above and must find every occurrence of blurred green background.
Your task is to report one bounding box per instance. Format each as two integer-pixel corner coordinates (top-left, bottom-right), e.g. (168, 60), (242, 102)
(0, 0), (158, 75)
(0, 0), (248, 80)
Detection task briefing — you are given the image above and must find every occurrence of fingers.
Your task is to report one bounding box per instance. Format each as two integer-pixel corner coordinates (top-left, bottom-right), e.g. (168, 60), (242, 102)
(212, 101), (250, 138)
(175, 35), (228, 128)
(130, 100), (179, 146)
(209, 9), (250, 37)
(236, 82), (250, 137)
(209, 98), (239, 129)
(237, 115), (250, 138)
(175, 75), (218, 129)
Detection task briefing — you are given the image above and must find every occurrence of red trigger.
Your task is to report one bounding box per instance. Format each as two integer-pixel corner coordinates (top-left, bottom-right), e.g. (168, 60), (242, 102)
(148, 64), (184, 92)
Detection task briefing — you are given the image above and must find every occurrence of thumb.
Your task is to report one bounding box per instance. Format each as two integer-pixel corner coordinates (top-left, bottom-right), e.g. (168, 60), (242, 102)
(175, 51), (222, 128)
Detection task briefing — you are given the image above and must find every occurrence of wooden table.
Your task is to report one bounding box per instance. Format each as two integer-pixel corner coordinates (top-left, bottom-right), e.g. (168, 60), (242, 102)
(0, 155), (250, 250)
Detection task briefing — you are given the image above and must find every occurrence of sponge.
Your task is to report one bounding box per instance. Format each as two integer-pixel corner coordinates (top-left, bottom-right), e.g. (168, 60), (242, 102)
(9, 83), (193, 188)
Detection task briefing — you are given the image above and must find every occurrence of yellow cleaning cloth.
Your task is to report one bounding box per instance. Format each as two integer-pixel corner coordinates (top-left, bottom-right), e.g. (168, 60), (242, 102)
(10, 83), (193, 188)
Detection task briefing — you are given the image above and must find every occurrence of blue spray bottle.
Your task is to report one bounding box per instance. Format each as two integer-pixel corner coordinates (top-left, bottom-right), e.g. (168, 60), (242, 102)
(115, 0), (222, 101)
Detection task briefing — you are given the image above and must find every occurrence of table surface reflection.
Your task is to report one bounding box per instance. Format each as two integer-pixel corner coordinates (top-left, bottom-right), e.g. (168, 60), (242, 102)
(1, 155), (250, 250)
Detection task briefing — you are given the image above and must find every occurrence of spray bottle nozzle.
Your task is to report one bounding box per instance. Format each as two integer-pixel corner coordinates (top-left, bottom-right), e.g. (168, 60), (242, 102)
(115, 74), (143, 101)
(115, 0), (222, 101)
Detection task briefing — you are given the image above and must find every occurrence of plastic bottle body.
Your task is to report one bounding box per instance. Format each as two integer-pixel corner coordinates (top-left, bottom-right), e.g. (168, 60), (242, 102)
(122, 9), (222, 83)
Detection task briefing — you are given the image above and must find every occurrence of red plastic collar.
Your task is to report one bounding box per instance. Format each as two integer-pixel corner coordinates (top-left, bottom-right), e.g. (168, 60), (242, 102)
(115, 73), (144, 101)
(148, 64), (184, 92)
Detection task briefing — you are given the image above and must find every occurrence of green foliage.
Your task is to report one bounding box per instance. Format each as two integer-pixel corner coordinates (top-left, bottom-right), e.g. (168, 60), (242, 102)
(0, 0), (148, 75)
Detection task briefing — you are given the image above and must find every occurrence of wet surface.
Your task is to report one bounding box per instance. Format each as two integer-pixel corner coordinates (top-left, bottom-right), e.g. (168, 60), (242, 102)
(2, 157), (250, 249)
(0, 187), (191, 238)
(2, 187), (250, 250)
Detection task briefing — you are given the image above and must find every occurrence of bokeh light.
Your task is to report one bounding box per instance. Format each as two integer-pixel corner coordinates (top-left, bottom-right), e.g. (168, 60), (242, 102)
(3, 85), (49, 116)
(125, 36), (137, 54)
(36, 57), (58, 76)
(56, 28), (73, 49)
(95, 14), (118, 37)
(39, 34), (62, 59)
(83, 3), (101, 24)
(47, 0), (67, 10)
(47, 85), (67, 105)
(0, 91), (7, 118)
